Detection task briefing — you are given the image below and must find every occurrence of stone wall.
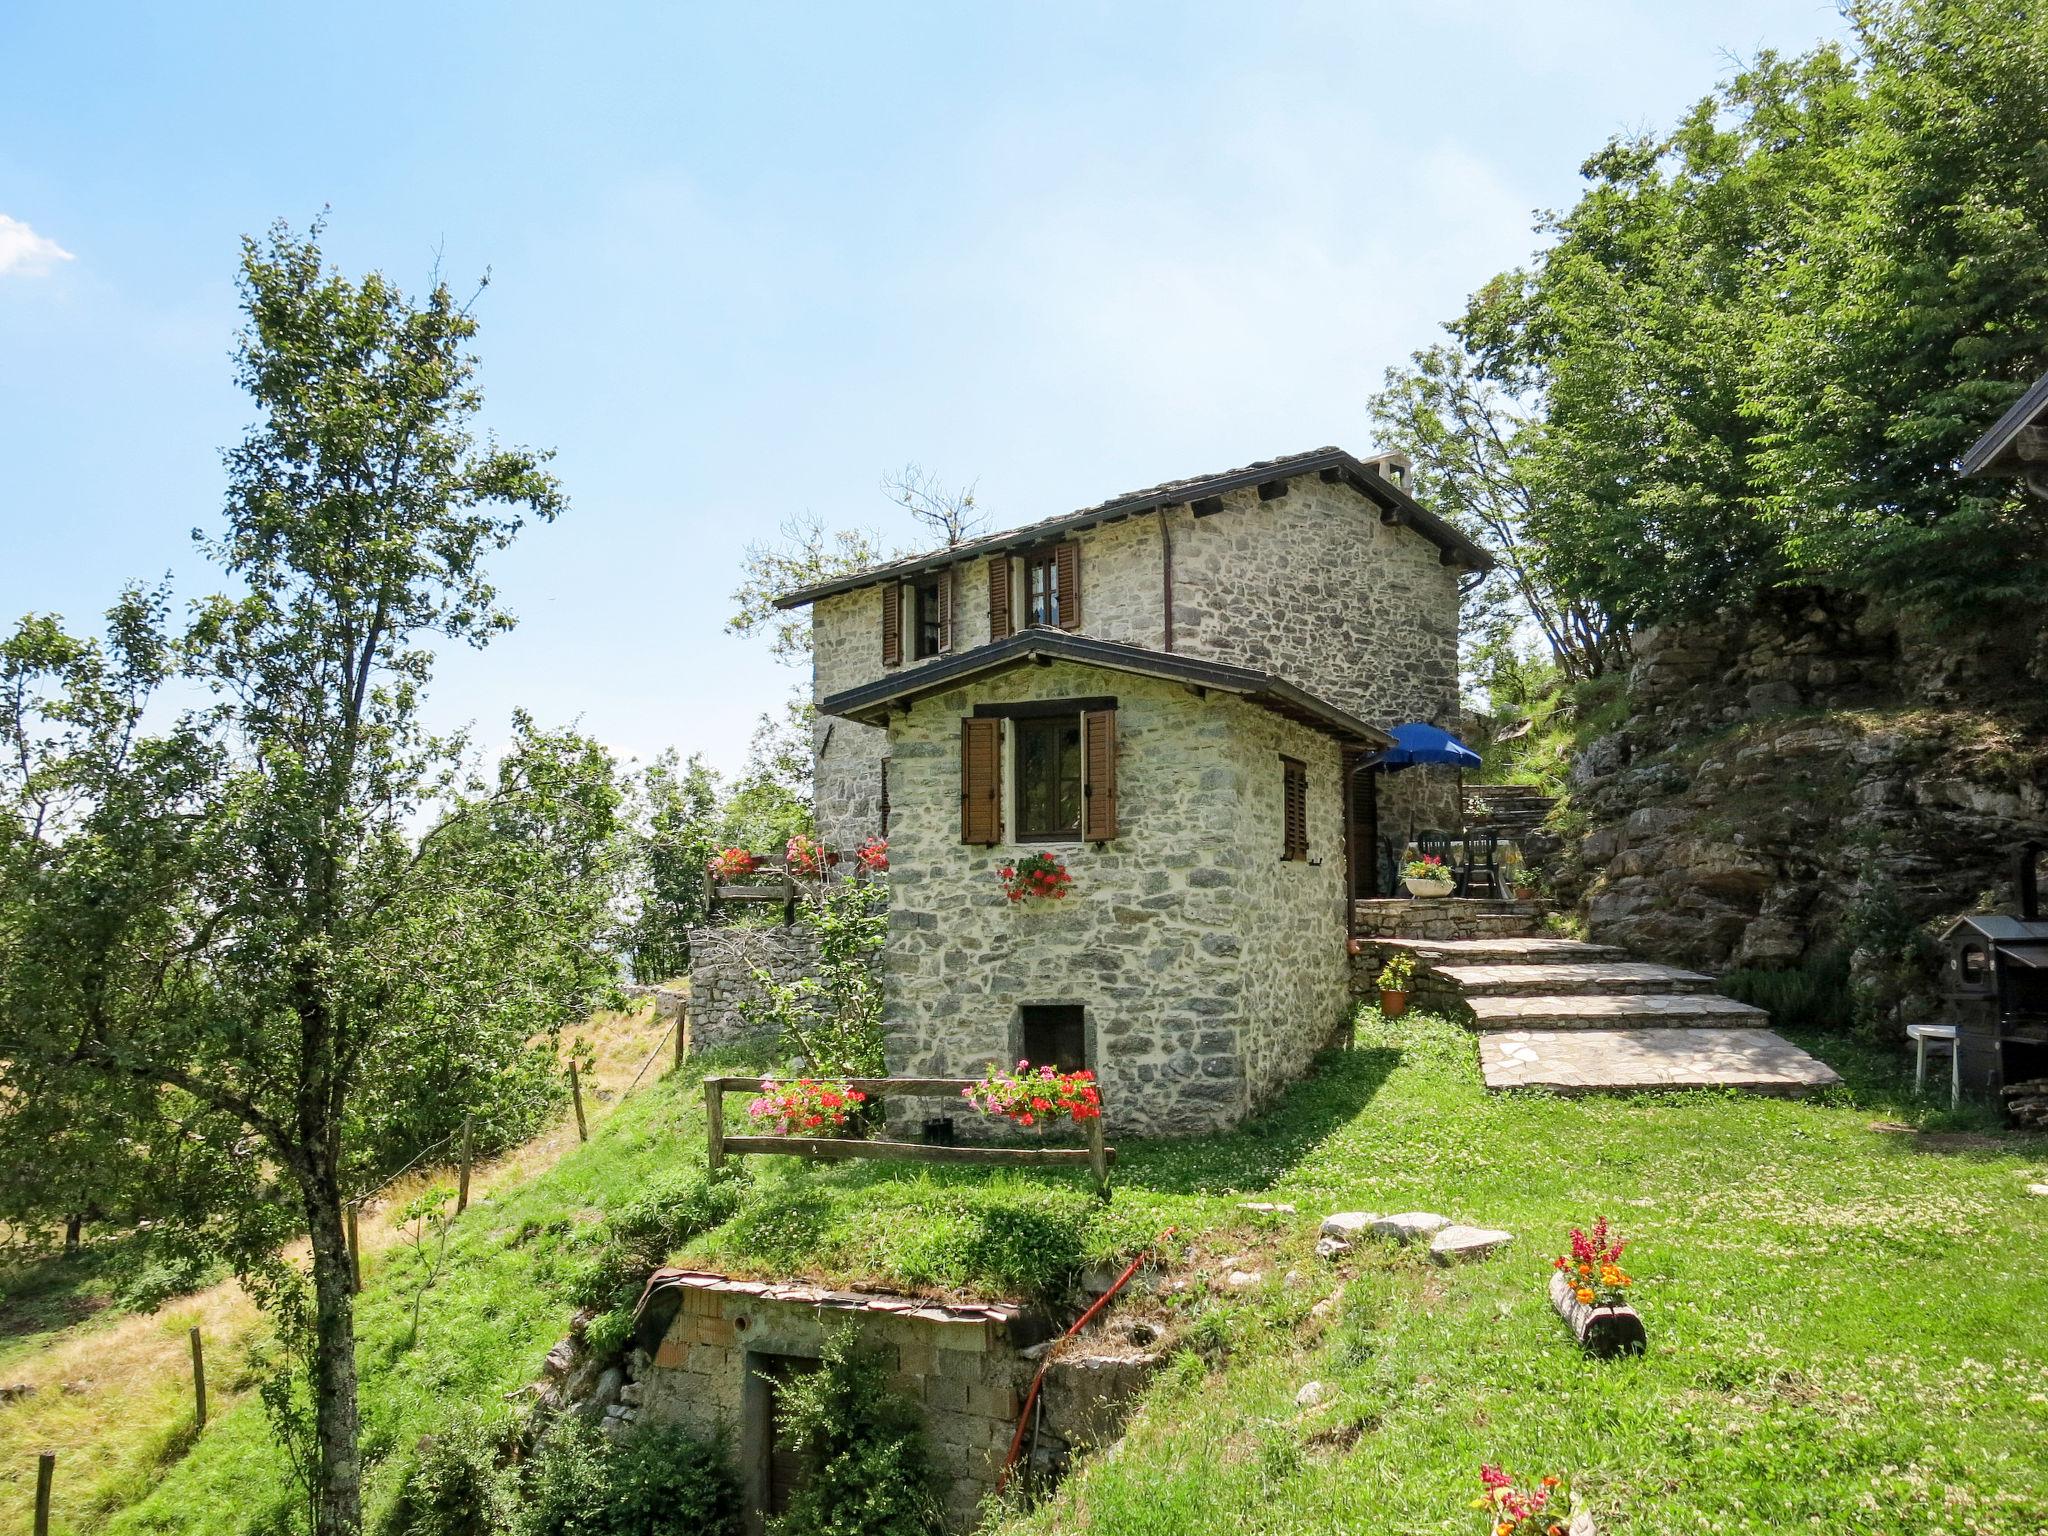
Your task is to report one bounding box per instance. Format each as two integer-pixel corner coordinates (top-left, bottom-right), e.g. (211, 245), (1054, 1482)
(808, 471), (1466, 848)
(631, 1272), (1157, 1533)
(882, 656), (1351, 1136)
(683, 925), (822, 1051)
(1560, 589), (2048, 992)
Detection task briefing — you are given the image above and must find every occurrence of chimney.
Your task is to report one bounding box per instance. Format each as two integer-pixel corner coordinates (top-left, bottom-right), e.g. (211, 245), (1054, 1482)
(1361, 450), (1413, 493)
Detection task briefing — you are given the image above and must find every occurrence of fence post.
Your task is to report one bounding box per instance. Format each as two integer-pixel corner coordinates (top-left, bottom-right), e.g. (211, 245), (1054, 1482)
(1088, 1113), (1109, 1201)
(189, 1325), (207, 1428)
(674, 997), (691, 1072)
(346, 1203), (363, 1294)
(34, 1451), (54, 1536)
(705, 1078), (725, 1173)
(570, 1062), (589, 1143)
(456, 1117), (473, 1215)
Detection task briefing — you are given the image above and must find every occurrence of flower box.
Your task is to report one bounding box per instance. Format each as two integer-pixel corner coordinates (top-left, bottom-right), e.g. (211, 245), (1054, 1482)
(1548, 1219), (1645, 1358)
(1547, 1269), (1646, 1357)
(1404, 877), (1456, 898)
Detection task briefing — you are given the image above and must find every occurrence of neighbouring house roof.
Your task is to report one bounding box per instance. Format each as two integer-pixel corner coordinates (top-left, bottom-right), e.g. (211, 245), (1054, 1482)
(817, 629), (1398, 749)
(771, 446), (1492, 609)
(1960, 368), (2048, 477)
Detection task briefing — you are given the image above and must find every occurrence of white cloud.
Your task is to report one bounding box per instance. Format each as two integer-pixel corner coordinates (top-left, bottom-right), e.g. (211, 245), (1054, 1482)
(0, 214), (75, 278)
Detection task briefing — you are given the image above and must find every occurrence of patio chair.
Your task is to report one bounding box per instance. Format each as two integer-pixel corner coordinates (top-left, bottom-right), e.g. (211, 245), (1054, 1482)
(1459, 827), (1507, 900)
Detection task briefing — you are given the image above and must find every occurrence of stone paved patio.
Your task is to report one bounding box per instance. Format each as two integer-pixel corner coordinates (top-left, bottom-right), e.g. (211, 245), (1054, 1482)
(1479, 1027), (1842, 1095)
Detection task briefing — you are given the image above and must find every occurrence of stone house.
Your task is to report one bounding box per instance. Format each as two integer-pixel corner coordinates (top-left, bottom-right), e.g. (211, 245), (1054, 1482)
(773, 447), (1487, 1133)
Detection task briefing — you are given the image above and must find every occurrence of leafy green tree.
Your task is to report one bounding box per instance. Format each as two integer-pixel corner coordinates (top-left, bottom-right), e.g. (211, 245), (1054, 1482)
(625, 750), (721, 981)
(1435, 1), (2048, 627)
(0, 221), (616, 1536)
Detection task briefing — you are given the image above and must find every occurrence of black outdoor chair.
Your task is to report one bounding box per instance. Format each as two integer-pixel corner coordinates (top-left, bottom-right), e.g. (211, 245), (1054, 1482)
(1414, 831), (1454, 868)
(1459, 827), (1506, 900)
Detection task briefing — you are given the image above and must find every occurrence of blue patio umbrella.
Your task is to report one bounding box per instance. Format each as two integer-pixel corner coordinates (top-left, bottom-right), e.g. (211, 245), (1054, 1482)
(1368, 721), (1482, 771)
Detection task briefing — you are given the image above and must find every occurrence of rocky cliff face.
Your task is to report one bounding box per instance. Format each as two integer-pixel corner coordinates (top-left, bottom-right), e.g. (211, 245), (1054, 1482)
(1557, 589), (2048, 1002)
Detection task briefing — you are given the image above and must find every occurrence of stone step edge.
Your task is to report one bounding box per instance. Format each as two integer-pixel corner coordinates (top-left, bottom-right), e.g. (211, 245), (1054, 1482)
(1463, 993), (1771, 1031)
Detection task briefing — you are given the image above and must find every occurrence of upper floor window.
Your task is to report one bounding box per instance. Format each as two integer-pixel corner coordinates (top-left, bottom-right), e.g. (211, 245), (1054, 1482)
(913, 577), (946, 659)
(1025, 550), (1062, 628)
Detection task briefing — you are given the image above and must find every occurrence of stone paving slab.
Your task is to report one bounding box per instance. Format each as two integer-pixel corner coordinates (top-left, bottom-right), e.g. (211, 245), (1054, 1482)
(1479, 1027), (1841, 1095)
(1466, 991), (1769, 1030)
(1375, 937), (1629, 965)
(1441, 961), (1716, 997)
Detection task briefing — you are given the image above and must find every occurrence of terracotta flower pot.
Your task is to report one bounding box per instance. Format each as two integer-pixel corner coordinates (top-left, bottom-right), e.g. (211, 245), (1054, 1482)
(1380, 989), (1409, 1018)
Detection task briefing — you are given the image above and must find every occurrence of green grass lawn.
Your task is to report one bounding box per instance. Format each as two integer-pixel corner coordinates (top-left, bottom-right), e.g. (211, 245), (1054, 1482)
(23, 1009), (2048, 1535)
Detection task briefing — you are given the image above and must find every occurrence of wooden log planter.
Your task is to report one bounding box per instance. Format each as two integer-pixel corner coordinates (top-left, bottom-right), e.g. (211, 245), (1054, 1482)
(703, 1075), (1114, 1198)
(1548, 1270), (1646, 1358)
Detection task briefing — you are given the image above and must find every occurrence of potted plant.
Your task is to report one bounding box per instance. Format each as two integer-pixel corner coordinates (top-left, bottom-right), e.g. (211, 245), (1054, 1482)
(1548, 1217), (1646, 1357)
(962, 1060), (1102, 1129)
(1402, 853), (1456, 898)
(1376, 951), (1416, 1017)
(1475, 1465), (1583, 1535)
(997, 851), (1074, 903)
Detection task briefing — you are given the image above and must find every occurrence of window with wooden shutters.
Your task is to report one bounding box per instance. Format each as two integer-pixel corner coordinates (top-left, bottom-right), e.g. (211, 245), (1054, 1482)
(1055, 540), (1081, 630)
(880, 582), (902, 666)
(1281, 756), (1308, 861)
(988, 555), (1013, 640)
(913, 575), (949, 659)
(960, 717), (1003, 844)
(1082, 708), (1117, 842)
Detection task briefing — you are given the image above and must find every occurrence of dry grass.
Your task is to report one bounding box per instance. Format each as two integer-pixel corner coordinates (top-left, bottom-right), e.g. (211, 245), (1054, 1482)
(0, 1000), (674, 1535)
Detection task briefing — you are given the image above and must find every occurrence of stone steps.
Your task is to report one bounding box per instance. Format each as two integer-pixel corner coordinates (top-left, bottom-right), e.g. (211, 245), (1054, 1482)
(1464, 991), (1771, 1031)
(1378, 937), (1628, 966)
(1480, 1028), (1842, 1095)
(1440, 961), (1717, 998)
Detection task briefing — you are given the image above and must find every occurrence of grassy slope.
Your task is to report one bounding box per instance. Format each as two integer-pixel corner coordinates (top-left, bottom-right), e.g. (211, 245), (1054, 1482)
(0, 1007), (678, 1536)
(999, 1014), (2048, 1536)
(19, 1008), (2048, 1535)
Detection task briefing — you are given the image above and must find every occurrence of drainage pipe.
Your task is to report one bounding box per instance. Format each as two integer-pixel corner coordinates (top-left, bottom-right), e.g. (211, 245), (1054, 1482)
(995, 1227), (1175, 1496)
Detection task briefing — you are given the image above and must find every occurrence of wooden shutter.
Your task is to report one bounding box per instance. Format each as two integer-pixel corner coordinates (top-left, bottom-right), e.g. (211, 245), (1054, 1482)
(988, 556), (1013, 640)
(936, 571), (953, 653)
(1082, 708), (1118, 842)
(880, 582), (902, 666)
(1282, 757), (1308, 861)
(1055, 541), (1081, 630)
(960, 717), (1002, 844)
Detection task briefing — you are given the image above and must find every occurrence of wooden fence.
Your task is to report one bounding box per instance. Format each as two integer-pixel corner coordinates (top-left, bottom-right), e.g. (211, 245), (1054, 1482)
(703, 1075), (1113, 1196)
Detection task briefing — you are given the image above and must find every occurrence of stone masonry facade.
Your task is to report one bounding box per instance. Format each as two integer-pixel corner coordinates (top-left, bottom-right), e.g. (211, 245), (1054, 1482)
(682, 925), (823, 1051)
(810, 470), (1464, 848)
(882, 658), (1351, 1135)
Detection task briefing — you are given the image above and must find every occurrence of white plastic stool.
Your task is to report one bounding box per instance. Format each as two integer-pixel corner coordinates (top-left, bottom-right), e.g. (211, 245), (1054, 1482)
(1906, 1022), (1959, 1109)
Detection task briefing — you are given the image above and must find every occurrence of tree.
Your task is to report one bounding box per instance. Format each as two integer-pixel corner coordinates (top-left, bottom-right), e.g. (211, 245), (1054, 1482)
(1367, 344), (1621, 679)
(881, 463), (988, 548)
(0, 221), (618, 1536)
(727, 513), (887, 665)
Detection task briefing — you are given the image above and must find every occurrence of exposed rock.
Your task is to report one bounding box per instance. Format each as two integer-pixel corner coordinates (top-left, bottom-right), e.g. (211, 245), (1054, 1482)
(1294, 1380), (1330, 1408)
(2028, 1183), (2048, 1198)
(1318, 1211), (1381, 1240)
(1224, 1270), (1262, 1290)
(1369, 1211), (1451, 1244)
(542, 1335), (582, 1381)
(1238, 1201), (1297, 1215)
(0, 1383), (31, 1403)
(1313, 1236), (1352, 1261)
(1428, 1225), (1514, 1265)
(575, 1365), (627, 1424)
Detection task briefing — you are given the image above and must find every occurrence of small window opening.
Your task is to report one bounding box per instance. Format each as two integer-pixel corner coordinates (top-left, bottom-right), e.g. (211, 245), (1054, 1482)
(1024, 550), (1061, 627)
(1020, 1004), (1087, 1073)
(913, 578), (945, 659)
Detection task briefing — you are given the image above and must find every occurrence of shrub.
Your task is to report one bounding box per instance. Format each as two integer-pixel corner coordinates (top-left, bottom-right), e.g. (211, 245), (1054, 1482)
(770, 1332), (942, 1536)
(567, 1167), (743, 1313)
(1720, 946), (1852, 1032)
(520, 1419), (739, 1536)
(379, 1409), (518, 1536)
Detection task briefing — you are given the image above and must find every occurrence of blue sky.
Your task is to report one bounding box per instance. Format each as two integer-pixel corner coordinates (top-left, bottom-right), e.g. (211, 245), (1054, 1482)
(0, 1), (1851, 779)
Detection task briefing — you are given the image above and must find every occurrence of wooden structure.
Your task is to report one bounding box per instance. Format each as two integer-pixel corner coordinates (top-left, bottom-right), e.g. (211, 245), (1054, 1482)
(703, 1075), (1113, 1197)
(1548, 1270), (1647, 1358)
(702, 854), (803, 926)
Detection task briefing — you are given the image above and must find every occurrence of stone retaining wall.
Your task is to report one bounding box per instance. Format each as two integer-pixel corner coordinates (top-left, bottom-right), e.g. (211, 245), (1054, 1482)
(1351, 898), (1546, 941)
(630, 1271), (1158, 1532)
(683, 926), (821, 1050)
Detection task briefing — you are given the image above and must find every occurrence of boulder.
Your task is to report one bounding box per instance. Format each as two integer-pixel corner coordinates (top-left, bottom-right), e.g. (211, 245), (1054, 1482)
(1428, 1226), (1514, 1265)
(1318, 1211), (1380, 1240)
(1294, 1380), (1330, 1409)
(1313, 1236), (1352, 1261)
(1369, 1212), (1451, 1244)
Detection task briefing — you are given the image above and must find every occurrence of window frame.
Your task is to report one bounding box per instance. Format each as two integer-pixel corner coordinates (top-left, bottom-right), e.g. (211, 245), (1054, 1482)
(912, 576), (945, 660)
(1012, 712), (1084, 842)
(1023, 548), (1061, 628)
(1017, 1003), (1090, 1074)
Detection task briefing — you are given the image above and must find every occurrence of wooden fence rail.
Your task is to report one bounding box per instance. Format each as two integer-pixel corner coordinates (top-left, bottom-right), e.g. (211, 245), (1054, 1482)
(703, 1075), (1113, 1197)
